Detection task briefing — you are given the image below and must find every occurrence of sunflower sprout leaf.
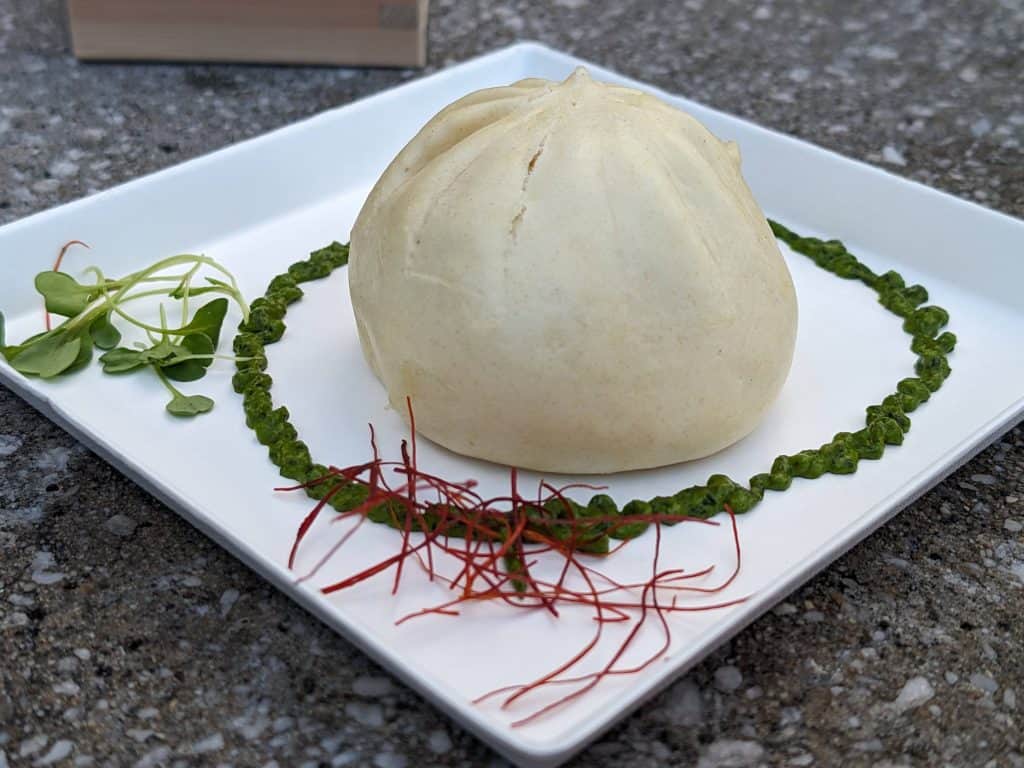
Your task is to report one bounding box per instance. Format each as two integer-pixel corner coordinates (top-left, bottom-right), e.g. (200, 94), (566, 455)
(166, 392), (214, 418)
(9, 330), (83, 378)
(175, 298), (228, 348)
(35, 271), (96, 318)
(89, 311), (121, 350)
(161, 332), (215, 382)
(98, 347), (147, 374)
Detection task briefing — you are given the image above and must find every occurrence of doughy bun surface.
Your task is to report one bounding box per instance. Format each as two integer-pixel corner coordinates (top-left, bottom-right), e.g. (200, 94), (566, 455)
(349, 68), (798, 473)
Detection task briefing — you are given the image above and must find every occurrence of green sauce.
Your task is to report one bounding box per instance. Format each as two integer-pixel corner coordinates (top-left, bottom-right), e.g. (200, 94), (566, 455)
(232, 220), (955, 550)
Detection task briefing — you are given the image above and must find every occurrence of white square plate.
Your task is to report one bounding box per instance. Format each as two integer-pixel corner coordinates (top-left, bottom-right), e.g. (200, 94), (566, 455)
(2, 43), (1023, 767)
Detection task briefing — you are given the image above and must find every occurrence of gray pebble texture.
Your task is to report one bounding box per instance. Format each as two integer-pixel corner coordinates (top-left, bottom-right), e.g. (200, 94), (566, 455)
(2, 1), (1023, 766)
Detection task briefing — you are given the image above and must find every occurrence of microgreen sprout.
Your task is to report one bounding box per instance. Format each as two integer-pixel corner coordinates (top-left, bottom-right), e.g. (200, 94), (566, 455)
(1, 244), (250, 418)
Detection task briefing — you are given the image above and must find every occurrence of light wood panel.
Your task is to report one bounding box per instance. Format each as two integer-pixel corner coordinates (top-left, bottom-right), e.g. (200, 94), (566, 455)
(68, 0), (429, 67)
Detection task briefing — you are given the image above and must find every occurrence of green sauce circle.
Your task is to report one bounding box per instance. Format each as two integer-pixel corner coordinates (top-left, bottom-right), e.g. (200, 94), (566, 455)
(232, 220), (955, 550)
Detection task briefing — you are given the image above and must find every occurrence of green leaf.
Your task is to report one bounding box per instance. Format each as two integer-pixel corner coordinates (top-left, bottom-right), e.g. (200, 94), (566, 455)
(99, 347), (147, 374)
(89, 312), (121, 350)
(138, 337), (176, 363)
(64, 334), (94, 374)
(10, 329), (53, 357)
(34, 271), (96, 318)
(176, 298), (228, 348)
(161, 332), (214, 382)
(9, 330), (83, 378)
(166, 392), (214, 418)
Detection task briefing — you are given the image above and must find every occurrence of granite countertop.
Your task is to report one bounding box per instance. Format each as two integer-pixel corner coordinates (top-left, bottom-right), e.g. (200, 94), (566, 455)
(1, 1), (1022, 766)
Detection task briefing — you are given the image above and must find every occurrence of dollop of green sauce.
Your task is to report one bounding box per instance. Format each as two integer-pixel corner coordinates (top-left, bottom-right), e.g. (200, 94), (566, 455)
(233, 220), (955, 552)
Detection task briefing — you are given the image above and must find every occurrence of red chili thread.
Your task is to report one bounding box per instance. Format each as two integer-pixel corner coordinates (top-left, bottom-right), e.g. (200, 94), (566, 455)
(277, 404), (748, 726)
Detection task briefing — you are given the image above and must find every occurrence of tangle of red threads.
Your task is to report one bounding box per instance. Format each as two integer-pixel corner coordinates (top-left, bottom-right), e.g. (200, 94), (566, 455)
(276, 397), (747, 727)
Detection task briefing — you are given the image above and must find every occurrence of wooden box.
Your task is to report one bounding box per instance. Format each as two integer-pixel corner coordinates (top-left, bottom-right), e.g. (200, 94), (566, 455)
(67, 0), (429, 67)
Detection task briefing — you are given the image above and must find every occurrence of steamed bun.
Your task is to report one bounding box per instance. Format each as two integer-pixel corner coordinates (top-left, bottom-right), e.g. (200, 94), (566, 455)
(349, 68), (797, 473)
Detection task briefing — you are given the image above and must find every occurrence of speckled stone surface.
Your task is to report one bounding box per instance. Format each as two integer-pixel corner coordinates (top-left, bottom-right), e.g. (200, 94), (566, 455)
(2, 1), (1023, 766)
